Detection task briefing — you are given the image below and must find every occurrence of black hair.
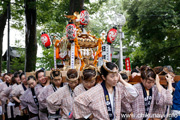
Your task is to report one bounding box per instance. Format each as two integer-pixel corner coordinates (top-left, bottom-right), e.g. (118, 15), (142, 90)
(27, 75), (36, 81)
(131, 68), (140, 74)
(36, 69), (44, 79)
(3, 73), (8, 77)
(51, 71), (61, 79)
(100, 62), (118, 78)
(153, 66), (163, 74)
(67, 69), (78, 79)
(14, 71), (21, 78)
(19, 72), (25, 80)
(82, 69), (96, 81)
(120, 73), (128, 80)
(141, 66), (156, 80)
(3, 73), (8, 81)
(11, 76), (16, 85)
(7, 72), (12, 76)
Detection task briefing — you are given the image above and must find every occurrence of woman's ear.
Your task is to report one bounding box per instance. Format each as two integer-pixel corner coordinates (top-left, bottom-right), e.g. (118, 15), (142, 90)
(101, 75), (106, 81)
(140, 78), (143, 83)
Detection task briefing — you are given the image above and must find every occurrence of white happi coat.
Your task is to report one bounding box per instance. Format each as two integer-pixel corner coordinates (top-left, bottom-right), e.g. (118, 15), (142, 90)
(38, 84), (64, 120)
(130, 83), (171, 120)
(0, 82), (11, 114)
(11, 84), (27, 100)
(74, 83), (87, 98)
(1, 84), (21, 118)
(47, 84), (74, 119)
(20, 84), (43, 120)
(73, 82), (138, 120)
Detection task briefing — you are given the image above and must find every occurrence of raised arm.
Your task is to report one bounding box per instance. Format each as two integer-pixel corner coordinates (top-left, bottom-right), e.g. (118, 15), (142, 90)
(119, 74), (139, 101)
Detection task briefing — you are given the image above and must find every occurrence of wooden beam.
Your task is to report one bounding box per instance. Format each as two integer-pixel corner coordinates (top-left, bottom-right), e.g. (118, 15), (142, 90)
(128, 75), (180, 86)
(26, 71), (180, 86)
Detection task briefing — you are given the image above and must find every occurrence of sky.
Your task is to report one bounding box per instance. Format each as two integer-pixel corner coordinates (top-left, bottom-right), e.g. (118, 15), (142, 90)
(89, 0), (98, 3)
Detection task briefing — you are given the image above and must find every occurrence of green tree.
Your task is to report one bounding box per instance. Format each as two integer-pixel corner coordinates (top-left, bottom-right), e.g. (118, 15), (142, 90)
(1, 0), (108, 72)
(0, 0), (24, 73)
(1, 61), (7, 73)
(10, 52), (25, 73)
(35, 0), (108, 70)
(36, 47), (54, 70)
(124, 0), (180, 73)
(10, 40), (25, 73)
(1, 40), (25, 73)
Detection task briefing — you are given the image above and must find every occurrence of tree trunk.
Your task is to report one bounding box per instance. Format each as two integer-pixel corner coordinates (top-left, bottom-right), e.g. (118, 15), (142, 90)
(69, 0), (84, 15)
(0, 1), (8, 74)
(24, 0), (37, 72)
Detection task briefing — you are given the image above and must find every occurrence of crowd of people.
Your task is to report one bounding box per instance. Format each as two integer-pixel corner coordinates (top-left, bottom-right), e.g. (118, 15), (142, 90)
(0, 60), (179, 120)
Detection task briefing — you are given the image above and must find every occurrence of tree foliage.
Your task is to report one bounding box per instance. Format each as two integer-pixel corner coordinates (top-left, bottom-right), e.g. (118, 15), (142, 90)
(123, 0), (180, 73)
(36, 47), (54, 70)
(0, 0), (24, 73)
(2, 0), (179, 73)
(10, 40), (25, 73)
(2, 40), (25, 73)
(10, 53), (25, 73)
(35, 0), (108, 70)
